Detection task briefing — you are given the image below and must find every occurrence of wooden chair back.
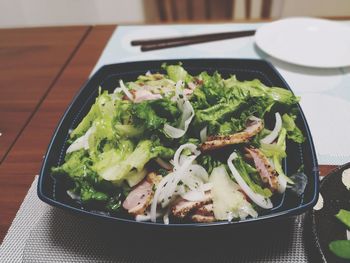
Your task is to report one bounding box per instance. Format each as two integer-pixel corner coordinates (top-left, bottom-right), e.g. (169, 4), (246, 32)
(145, 0), (273, 22)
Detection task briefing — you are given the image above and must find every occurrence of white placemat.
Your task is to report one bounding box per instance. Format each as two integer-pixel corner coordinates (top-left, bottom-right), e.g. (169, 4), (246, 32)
(1, 177), (315, 262)
(91, 23), (350, 165)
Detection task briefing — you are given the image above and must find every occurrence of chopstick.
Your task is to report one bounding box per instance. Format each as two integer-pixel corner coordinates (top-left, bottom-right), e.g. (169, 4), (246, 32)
(131, 30), (256, 52)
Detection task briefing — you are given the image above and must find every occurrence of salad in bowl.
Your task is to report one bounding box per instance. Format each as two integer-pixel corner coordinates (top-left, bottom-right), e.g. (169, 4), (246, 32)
(52, 63), (305, 224)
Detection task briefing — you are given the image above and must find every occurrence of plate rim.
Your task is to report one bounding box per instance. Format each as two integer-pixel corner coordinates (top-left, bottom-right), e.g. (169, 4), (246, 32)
(255, 17), (350, 68)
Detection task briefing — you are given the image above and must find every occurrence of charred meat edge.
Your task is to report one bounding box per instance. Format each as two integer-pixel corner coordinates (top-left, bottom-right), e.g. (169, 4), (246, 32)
(171, 192), (212, 218)
(200, 117), (263, 152)
(190, 203), (215, 223)
(191, 214), (215, 223)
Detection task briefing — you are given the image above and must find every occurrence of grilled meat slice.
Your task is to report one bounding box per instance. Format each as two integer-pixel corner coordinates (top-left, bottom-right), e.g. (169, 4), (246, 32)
(123, 172), (162, 215)
(245, 147), (279, 191)
(194, 203), (214, 216)
(200, 117), (263, 152)
(190, 203), (215, 223)
(171, 192), (212, 218)
(133, 89), (162, 103)
(191, 214), (215, 223)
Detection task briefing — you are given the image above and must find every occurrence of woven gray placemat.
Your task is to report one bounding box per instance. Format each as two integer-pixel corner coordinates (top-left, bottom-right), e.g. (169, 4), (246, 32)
(1, 177), (310, 262)
(0, 177), (47, 262)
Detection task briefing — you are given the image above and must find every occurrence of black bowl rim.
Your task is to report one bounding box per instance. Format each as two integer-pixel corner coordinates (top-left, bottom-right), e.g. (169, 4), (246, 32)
(37, 58), (319, 228)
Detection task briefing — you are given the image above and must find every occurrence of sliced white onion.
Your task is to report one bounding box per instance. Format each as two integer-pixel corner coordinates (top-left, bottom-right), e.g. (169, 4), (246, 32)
(164, 81), (195, 138)
(181, 176), (210, 202)
(175, 184), (186, 196)
(200, 126), (208, 143)
(181, 189), (205, 202)
(110, 93), (122, 102)
(188, 164), (209, 182)
(136, 211), (162, 222)
(155, 157), (173, 170)
(157, 173), (175, 207)
(227, 152), (273, 209)
(150, 175), (172, 222)
(66, 190), (80, 200)
(119, 80), (134, 101)
(277, 174), (287, 194)
(164, 100), (194, 138)
(170, 80), (184, 101)
(178, 154), (192, 167)
(152, 155), (202, 220)
(313, 193), (324, 211)
(181, 174), (203, 191)
(261, 112), (282, 144)
(135, 215), (150, 222)
(178, 100), (193, 127)
(113, 87), (123, 93)
(202, 183), (213, 191)
(163, 210), (170, 225)
(342, 168), (350, 190)
(175, 164), (209, 201)
(151, 144), (204, 222)
(173, 143), (199, 168)
(175, 80), (183, 98)
(66, 126), (96, 153)
(160, 156), (197, 208)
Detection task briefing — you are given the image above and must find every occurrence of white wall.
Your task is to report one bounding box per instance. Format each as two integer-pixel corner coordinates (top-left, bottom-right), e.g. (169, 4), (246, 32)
(281, 0), (350, 17)
(0, 0), (349, 28)
(0, 0), (145, 28)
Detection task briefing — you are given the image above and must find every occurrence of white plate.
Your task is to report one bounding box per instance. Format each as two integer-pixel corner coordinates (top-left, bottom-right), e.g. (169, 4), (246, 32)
(255, 17), (350, 68)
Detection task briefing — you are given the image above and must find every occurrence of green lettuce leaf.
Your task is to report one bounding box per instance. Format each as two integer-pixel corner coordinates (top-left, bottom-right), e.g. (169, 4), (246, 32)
(165, 64), (191, 82)
(282, 113), (305, 143)
(197, 155), (223, 175)
(92, 140), (134, 175)
(71, 90), (120, 138)
(260, 128), (294, 184)
(224, 76), (299, 106)
(115, 124), (144, 138)
(233, 154), (272, 198)
(51, 149), (92, 179)
(132, 102), (166, 131)
(98, 140), (170, 183)
(329, 240), (350, 260)
(336, 209), (350, 229)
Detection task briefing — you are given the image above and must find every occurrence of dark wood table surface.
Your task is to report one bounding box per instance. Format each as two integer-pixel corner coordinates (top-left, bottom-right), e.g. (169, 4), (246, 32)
(0, 25), (337, 243)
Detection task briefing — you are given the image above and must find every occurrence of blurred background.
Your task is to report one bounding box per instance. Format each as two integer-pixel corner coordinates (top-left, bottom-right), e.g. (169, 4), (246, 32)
(1, 0), (350, 28)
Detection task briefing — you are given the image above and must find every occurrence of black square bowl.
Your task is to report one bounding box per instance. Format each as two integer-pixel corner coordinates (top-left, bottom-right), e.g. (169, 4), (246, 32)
(38, 59), (319, 230)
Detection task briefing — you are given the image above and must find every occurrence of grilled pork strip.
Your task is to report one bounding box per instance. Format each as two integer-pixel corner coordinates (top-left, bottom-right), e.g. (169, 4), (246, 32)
(123, 172), (162, 215)
(200, 117), (263, 152)
(171, 192), (212, 218)
(191, 214), (215, 223)
(194, 203), (214, 216)
(245, 147), (279, 192)
(190, 203), (215, 223)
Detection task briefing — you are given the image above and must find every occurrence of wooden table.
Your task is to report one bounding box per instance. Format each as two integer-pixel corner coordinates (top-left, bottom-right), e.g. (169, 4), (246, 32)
(0, 25), (337, 243)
